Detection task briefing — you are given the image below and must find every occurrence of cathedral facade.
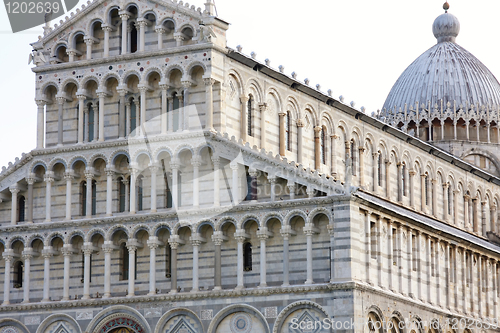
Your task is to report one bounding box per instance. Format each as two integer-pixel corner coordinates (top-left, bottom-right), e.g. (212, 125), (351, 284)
(0, 1), (499, 332)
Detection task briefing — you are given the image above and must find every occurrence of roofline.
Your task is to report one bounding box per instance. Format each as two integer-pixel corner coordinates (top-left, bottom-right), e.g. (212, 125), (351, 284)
(226, 47), (500, 186)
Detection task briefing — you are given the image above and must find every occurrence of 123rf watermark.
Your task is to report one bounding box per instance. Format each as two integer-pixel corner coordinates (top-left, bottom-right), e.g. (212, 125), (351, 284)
(3, 0), (79, 32)
(290, 317), (500, 331)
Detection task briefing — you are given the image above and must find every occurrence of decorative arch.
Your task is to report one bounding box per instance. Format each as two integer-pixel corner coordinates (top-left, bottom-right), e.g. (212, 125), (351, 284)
(48, 158), (68, 170)
(27, 234), (45, 247)
(30, 160), (48, 173)
(165, 64), (185, 78)
(86, 228), (106, 242)
(152, 222), (173, 236)
(106, 224), (130, 241)
(101, 72), (121, 86)
(262, 213), (284, 228)
(0, 318), (30, 333)
(7, 236), (26, 248)
(216, 216), (238, 231)
(88, 153), (108, 166)
(45, 232), (65, 247)
(131, 224), (151, 239)
(284, 210), (308, 226)
(246, 78), (264, 102)
(122, 70), (142, 85)
(85, 305), (150, 333)
(86, 18), (105, 36)
(286, 95), (300, 119)
(195, 219), (215, 233)
(40, 81), (59, 96)
(36, 313), (82, 333)
(109, 150), (131, 165)
(207, 304), (270, 333)
(68, 155), (88, 169)
(51, 42), (68, 57)
(154, 308), (203, 333)
(240, 214), (261, 229)
(153, 147), (174, 161)
(143, 67), (163, 82)
(60, 77), (80, 91)
(172, 221), (193, 235)
(80, 75), (101, 89)
(67, 230), (86, 244)
(273, 301), (331, 333)
(185, 61), (207, 76)
(307, 207), (332, 224)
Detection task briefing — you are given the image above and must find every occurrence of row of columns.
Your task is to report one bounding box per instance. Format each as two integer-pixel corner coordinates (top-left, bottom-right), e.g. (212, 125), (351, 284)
(35, 79), (215, 149)
(364, 210), (500, 319)
(2, 223), (332, 304)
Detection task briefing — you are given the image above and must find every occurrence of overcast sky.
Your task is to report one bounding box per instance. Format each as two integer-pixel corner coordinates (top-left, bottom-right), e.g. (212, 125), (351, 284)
(0, 0), (499, 168)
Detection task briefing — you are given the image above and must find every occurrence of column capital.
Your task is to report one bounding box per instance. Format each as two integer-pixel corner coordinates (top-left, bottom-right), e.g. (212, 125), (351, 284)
(303, 223), (320, 236)
(102, 25), (115, 32)
(97, 91), (109, 99)
(84, 169), (94, 180)
(267, 176), (277, 184)
(230, 161), (239, 171)
(56, 96), (66, 104)
(211, 155), (220, 166)
(442, 183), (449, 189)
(138, 85), (149, 93)
(22, 253), (33, 260)
(280, 225), (296, 239)
(258, 103), (268, 112)
(372, 152), (380, 158)
(9, 187), (20, 195)
(119, 12), (130, 20)
(248, 168), (259, 177)
(43, 172), (54, 183)
(84, 37), (95, 45)
(191, 156), (202, 168)
(63, 171), (75, 181)
(239, 95), (249, 103)
(2, 250), (14, 262)
(155, 27), (166, 34)
(168, 235), (184, 249)
(35, 99), (46, 107)
(296, 119), (305, 128)
(408, 170), (416, 176)
(159, 83), (170, 90)
(136, 19), (149, 28)
(211, 231), (227, 246)
(313, 126), (322, 135)
(76, 94), (87, 101)
(170, 159), (181, 170)
(147, 236), (164, 249)
(234, 229), (249, 243)
(41, 247), (54, 259)
(181, 80), (193, 89)
(203, 77), (216, 86)
(327, 224), (335, 236)
(256, 227), (272, 241)
(104, 168), (115, 177)
(121, 177), (130, 185)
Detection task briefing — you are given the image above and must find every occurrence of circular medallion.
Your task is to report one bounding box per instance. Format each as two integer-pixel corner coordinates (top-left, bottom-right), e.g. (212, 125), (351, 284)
(230, 313), (252, 333)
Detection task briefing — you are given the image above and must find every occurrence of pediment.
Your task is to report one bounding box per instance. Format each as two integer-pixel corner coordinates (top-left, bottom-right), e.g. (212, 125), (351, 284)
(31, 0), (211, 56)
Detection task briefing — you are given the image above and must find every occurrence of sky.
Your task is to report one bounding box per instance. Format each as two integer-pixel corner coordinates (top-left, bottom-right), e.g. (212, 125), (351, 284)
(0, 0), (500, 168)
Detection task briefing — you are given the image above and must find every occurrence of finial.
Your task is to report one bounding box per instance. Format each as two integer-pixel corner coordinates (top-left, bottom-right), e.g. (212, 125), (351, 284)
(443, 2), (449, 13)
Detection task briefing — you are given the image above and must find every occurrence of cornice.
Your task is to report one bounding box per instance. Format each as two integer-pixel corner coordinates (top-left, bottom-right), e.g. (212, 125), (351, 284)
(32, 44), (227, 74)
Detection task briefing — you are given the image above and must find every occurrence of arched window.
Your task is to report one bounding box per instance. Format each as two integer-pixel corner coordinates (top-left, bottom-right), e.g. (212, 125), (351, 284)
(18, 195), (25, 222)
(165, 246), (171, 278)
(14, 261), (23, 288)
(321, 126), (326, 165)
(286, 111), (292, 151)
(91, 180), (97, 215)
(378, 152), (383, 186)
(81, 181), (87, 216)
(119, 178), (126, 212)
(120, 243), (129, 281)
(247, 96), (253, 137)
(130, 22), (138, 53)
(243, 242), (252, 271)
(88, 103), (95, 142)
(137, 176), (143, 211)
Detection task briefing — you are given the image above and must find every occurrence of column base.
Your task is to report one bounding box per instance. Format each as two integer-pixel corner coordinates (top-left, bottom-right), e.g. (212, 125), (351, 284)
(61, 297), (69, 302)
(190, 289), (199, 293)
(81, 295), (90, 300)
(235, 285), (245, 291)
(150, 209), (157, 213)
(169, 290), (177, 294)
(41, 298), (49, 303)
(147, 292), (156, 296)
(304, 280), (314, 285)
(258, 283), (267, 288)
(281, 283), (290, 287)
(1, 301), (10, 306)
(103, 293), (111, 299)
(126, 293), (135, 298)
(213, 286), (222, 291)
(45, 219), (51, 223)
(21, 300), (30, 303)
(106, 214), (112, 217)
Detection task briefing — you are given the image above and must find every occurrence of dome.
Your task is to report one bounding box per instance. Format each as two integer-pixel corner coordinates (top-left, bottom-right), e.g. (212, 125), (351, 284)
(382, 8), (500, 114)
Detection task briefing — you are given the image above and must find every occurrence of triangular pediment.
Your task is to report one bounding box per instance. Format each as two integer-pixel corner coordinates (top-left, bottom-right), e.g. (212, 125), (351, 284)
(31, 0), (211, 54)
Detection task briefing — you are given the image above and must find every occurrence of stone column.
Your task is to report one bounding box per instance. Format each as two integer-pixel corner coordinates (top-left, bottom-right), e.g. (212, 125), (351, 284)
(26, 174), (35, 223)
(426, 235), (432, 304)
(204, 78), (215, 130)
(473, 198), (479, 233)
(397, 163), (403, 202)
(168, 238), (180, 293)
(409, 170), (416, 208)
(93, 102), (99, 141)
(105, 168), (114, 216)
(240, 96), (248, 141)
(416, 231), (422, 301)
(77, 95), (86, 143)
(170, 160), (179, 209)
(84, 38), (93, 60)
(235, 232), (246, 290)
(2, 252), (13, 305)
(149, 165), (158, 212)
(260, 103), (267, 149)
(388, 220), (394, 291)
(137, 20), (148, 52)
(160, 84), (168, 134)
(147, 236), (162, 295)
(156, 27), (165, 49)
(248, 168), (258, 201)
(453, 190), (459, 226)
(125, 100), (131, 136)
(82, 243), (93, 299)
(56, 96), (65, 146)
(231, 162), (239, 204)
(9, 186), (19, 225)
(44, 172), (54, 222)
(102, 25), (113, 57)
(314, 126), (322, 170)
(22, 250), (33, 303)
(138, 86), (148, 134)
(36, 100), (45, 149)
(330, 135), (337, 176)
(84, 170), (93, 217)
(297, 119), (304, 164)
(102, 241), (114, 298)
(280, 226), (293, 286)
(462, 249), (468, 314)
(287, 181), (296, 200)
(257, 228), (270, 288)
(61, 245), (73, 301)
(181, 81), (191, 129)
(41, 247), (53, 302)
(174, 33), (184, 46)
(120, 13), (129, 54)
(328, 223), (335, 283)
(97, 92), (107, 142)
(491, 205), (497, 234)
(192, 156), (201, 208)
(126, 243), (137, 297)
(190, 236), (202, 293)
(464, 194), (470, 230)
(304, 223), (317, 284)
(64, 172), (74, 220)
(67, 50), (76, 62)
(385, 160), (391, 199)
(212, 156), (220, 207)
(212, 231), (225, 290)
(129, 167), (137, 214)
(168, 97), (174, 132)
(84, 106), (89, 142)
(268, 176), (277, 202)
(279, 112), (286, 156)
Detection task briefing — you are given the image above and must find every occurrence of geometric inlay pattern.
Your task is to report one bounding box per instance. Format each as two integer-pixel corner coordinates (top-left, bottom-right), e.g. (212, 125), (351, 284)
(165, 318), (197, 333)
(98, 318), (144, 333)
(230, 313), (252, 333)
(0, 327), (19, 333)
(288, 310), (322, 333)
